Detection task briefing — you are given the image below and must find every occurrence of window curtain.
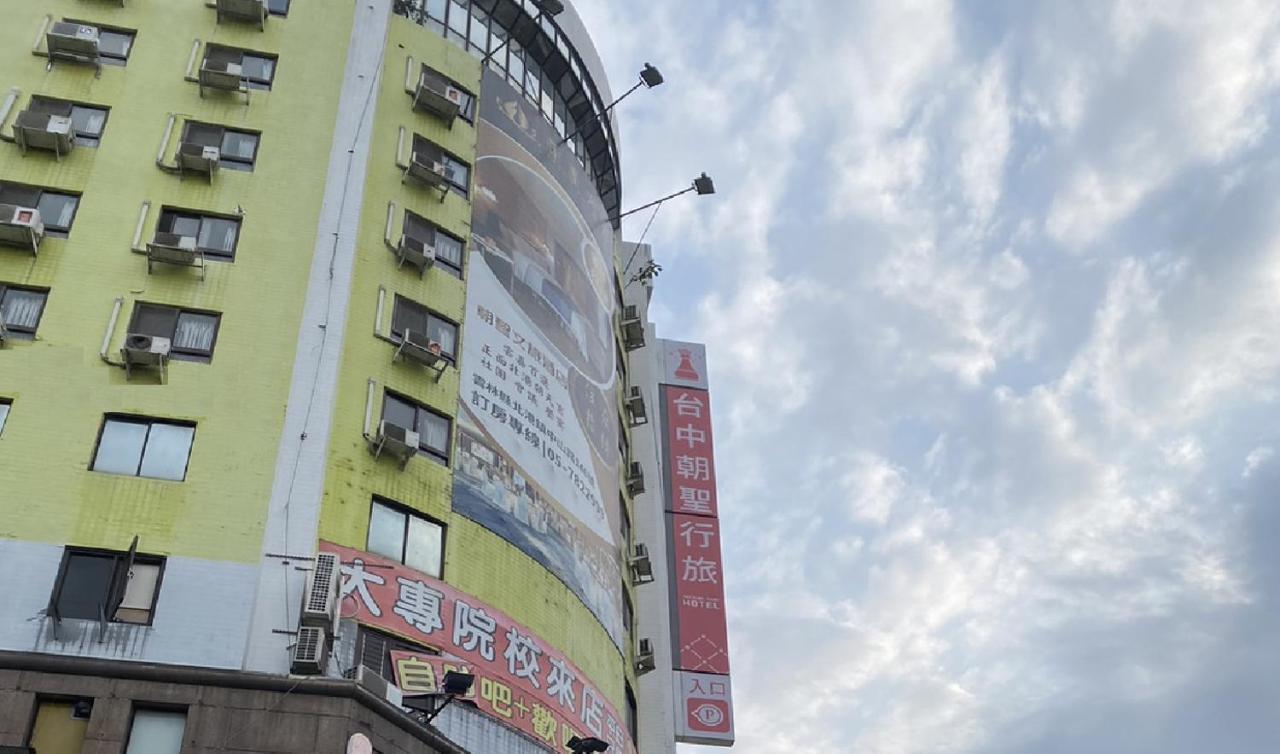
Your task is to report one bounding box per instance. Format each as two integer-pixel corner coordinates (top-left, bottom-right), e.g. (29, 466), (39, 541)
(428, 318), (457, 356)
(1, 290), (44, 329)
(420, 411), (449, 453)
(174, 314), (217, 353)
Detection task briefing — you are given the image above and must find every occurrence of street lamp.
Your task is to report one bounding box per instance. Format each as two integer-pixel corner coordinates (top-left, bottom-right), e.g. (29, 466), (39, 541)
(560, 63), (664, 145)
(480, 0), (564, 66)
(418, 670), (476, 724)
(567, 736), (610, 753)
(614, 173), (716, 222)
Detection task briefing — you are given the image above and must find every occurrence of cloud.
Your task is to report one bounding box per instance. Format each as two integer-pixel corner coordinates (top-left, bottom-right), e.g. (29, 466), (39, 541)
(570, 0), (1280, 752)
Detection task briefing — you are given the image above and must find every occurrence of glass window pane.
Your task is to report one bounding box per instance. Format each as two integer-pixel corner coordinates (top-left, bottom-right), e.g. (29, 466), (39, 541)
(139, 423), (194, 481)
(99, 31), (133, 60)
(1, 289), (45, 330)
(426, 0), (446, 21)
(403, 211), (434, 244)
(427, 316), (457, 358)
(448, 1), (468, 36)
(174, 312), (218, 353)
(468, 9), (488, 52)
(56, 553), (115, 620)
(131, 304), (179, 338)
(184, 123), (222, 148)
(71, 106), (106, 138)
(419, 410), (450, 455)
(125, 710), (186, 754)
(435, 234), (463, 267)
(368, 502), (407, 563)
(94, 419), (147, 475)
(266, 0), (290, 15)
(242, 55), (275, 82)
(382, 394), (417, 432)
(405, 516), (443, 577)
(0, 402), (9, 435)
(37, 193), (77, 231)
(198, 217), (238, 254)
(391, 298), (428, 338)
(221, 131), (258, 161)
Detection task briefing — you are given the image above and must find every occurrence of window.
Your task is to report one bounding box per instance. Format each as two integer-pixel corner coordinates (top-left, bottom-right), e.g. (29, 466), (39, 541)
(29, 701), (89, 754)
(368, 498), (445, 577)
(358, 626), (433, 680)
(92, 415), (195, 481)
(403, 210), (463, 277)
(156, 208), (240, 261)
(49, 547), (165, 625)
(411, 135), (470, 196)
(204, 45), (277, 90)
(626, 683), (638, 743)
(0, 399), (9, 435)
(129, 303), (221, 362)
(381, 392), (451, 464)
(267, 0), (290, 16)
(621, 586), (633, 635)
(28, 96), (108, 147)
(63, 20), (134, 65)
(181, 121), (259, 172)
(391, 296), (458, 361)
(419, 65), (476, 122)
(125, 709), (186, 754)
(0, 284), (49, 337)
(0, 182), (80, 236)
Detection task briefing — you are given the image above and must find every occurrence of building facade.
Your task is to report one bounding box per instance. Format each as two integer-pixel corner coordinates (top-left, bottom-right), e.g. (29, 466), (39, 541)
(0, 1), (722, 753)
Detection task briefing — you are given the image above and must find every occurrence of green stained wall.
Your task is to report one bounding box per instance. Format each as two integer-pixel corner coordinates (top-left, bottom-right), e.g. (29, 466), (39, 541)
(0, 1), (353, 563)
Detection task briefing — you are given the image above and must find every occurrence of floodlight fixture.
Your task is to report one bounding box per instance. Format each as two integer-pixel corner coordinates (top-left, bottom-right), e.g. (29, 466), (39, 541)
(567, 736), (610, 753)
(559, 63), (665, 145)
(613, 173), (718, 222)
(421, 669), (477, 724)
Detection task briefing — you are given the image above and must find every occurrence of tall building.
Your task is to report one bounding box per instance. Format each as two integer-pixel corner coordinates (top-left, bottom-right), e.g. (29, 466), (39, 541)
(0, 2), (729, 754)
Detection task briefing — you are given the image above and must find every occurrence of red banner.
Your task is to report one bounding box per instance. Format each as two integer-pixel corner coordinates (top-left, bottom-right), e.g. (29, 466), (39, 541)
(670, 513), (730, 673)
(321, 542), (634, 754)
(663, 387), (719, 517)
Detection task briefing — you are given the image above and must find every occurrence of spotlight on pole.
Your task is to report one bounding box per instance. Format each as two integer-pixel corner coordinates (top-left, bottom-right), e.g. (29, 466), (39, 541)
(560, 63), (665, 145)
(567, 736), (610, 753)
(613, 173), (718, 222)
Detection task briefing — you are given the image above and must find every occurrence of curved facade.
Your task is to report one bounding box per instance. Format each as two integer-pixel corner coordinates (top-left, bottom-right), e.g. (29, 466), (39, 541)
(0, 2), (689, 754)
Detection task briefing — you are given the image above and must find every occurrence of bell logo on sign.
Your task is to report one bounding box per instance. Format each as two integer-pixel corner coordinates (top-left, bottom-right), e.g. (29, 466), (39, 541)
(687, 699), (730, 733)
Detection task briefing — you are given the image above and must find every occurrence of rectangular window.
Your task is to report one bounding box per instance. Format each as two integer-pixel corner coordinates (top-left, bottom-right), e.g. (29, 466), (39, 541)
(266, 0), (290, 16)
(64, 20), (135, 65)
(626, 683), (638, 743)
(358, 626), (433, 680)
(92, 415), (195, 481)
(28, 96), (109, 147)
(29, 700), (89, 754)
(0, 182), (80, 236)
(382, 392), (451, 464)
(129, 303), (221, 362)
(419, 65), (476, 122)
(622, 586), (633, 635)
(367, 498), (445, 578)
(410, 135), (471, 197)
(0, 284), (50, 337)
(49, 546), (165, 625)
(0, 398), (10, 435)
(391, 296), (458, 361)
(204, 45), (277, 90)
(156, 208), (240, 261)
(403, 210), (463, 277)
(125, 709), (186, 754)
(181, 121), (260, 172)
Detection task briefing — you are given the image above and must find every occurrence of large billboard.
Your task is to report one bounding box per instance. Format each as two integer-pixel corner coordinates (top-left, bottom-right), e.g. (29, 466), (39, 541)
(323, 542), (635, 754)
(453, 69), (624, 647)
(659, 340), (735, 746)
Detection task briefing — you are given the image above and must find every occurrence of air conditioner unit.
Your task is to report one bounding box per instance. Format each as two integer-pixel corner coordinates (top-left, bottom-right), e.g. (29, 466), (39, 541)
(405, 152), (448, 189)
(146, 233), (205, 278)
(121, 334), (171, 380)
(301, 551), (340, 631)
(626, 461), (645, 496)
(291, 625), (329, 675)
(629, 543), (655, 585)
(154, 232), (198, 251)
(177, 141), (221, 178)
(626, 385), (647, 425)
(369, 419), (419, 469)
(200, 58), (245, 94)
(621, 305), (645, 350)
(396, 328), (444, 367)
(635, 638), (656, 675)
(396, 233), (436, 275)
(0, 204), (45, 254)
(13, 110), (75, 157)
(216, 0), (269, 29)
(413, 69), (462, 124)
(47, 22), (100, 62)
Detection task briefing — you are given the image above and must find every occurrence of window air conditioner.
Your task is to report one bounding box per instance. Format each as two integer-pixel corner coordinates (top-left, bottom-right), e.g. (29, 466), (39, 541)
(635, 638), (656, 675)
(397, 328), (444, 367)
(215, 0), (269, 29)
(177, 140), (221, 179)
(626, 461), (646, 496)
(413, 70), (462, 124)
(13, 110), (75, 157)
(397, 233), (436, 274)
(301, 551), (340, 631)
(629, 543), (655, 585)
(626, 385), (647, 424)
(47, 22), (100, 62)
(290, 625), (329, 675)
(121, 334), (171, 380)
(405, 151), (448, 189)
(0, 204), (45, 253)
(200, 58), (245, 94)
(621, 304), (645, 350)
(370, 419), (419, 468)
(146, 232), (205, 278)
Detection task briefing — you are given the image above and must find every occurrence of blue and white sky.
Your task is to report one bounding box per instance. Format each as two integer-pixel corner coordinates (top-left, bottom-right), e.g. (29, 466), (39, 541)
(574, 1), (1280, 752)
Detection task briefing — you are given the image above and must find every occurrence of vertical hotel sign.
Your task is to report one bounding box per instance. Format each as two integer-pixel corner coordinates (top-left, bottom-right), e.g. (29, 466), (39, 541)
(659, 340), (735, 746)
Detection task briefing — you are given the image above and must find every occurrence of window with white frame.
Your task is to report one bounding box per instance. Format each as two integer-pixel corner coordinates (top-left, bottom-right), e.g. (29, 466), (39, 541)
(367, 497), (445, 578)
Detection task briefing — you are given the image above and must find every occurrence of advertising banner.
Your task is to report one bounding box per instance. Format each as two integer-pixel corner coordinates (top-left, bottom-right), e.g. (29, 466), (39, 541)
(323, 542), (635, 754)
(453, 68), (625, 648)
(673, 671), (735, 745)
(669, 512), (729, 674)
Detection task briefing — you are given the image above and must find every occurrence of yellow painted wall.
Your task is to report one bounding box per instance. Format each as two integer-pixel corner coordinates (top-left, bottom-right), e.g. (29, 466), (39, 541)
(0, 1), (353, 563)
(316, 14), (630, 709)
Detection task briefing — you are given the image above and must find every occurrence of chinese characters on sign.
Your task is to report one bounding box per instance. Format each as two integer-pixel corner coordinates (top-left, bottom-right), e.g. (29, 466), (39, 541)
(323, 542), (635, 754)
(673, 671), (735, 744)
